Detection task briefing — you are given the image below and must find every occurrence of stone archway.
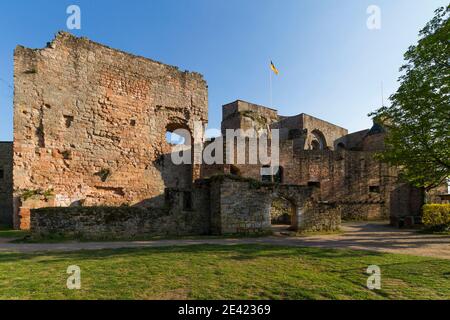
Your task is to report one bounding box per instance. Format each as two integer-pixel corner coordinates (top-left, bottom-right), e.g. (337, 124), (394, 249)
(270, 195), (299, 233)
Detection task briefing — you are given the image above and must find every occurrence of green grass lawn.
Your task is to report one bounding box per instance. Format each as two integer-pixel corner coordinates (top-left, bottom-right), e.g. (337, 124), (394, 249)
(0, 227), (29, 239)
(0, 244), (449, 300)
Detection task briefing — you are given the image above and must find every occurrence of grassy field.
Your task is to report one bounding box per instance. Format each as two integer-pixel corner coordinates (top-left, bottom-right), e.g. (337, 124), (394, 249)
(0, 226), (29, 239)
(0, 244), (449, 300)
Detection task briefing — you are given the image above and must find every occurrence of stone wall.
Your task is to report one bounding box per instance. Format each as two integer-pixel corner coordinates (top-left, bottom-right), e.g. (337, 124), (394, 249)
(208, 139), (397, 221)
(13, 32), (208, 228)
(31, 183), (211, 239)
(209, 176), (340, 234)
(0, 142), (13, 226)
(221, 100), (279, 134)
(299, 202), (341, 232)
(210, 177), (273, 234)
(215, 100), (406, 221)
(31, 205), (207, 240)
(389, 183), (424, 227)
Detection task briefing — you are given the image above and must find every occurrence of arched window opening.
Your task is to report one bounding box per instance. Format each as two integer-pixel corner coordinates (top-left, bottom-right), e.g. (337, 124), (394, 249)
(311, 130), (327, 150)
(311, 140), (321, 150)
(165, 131), (186, 145)
(165, 123), (191, 146)
(162, 123), (193, 190)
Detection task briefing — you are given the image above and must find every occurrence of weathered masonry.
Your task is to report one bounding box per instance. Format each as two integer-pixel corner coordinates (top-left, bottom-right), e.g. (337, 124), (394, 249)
(13, 32), (207, 229)
(0, 142), (13, 226)
(5, 32), (438, 237)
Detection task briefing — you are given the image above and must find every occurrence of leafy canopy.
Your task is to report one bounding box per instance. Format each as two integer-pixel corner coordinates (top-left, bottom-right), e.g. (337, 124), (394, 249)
(370, 6), (450, 190)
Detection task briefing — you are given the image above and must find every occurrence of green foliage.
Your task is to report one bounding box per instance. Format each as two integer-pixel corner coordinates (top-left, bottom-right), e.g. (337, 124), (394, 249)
(20, 188), (54, 201)
(61, 150), (71, 160)
(0, 229), (30, 239)
(422, 204), (450, 231)
(369, 6), (450, 190)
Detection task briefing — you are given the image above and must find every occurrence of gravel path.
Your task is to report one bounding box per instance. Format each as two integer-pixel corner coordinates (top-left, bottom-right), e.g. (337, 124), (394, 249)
(0, 222), (449, 259)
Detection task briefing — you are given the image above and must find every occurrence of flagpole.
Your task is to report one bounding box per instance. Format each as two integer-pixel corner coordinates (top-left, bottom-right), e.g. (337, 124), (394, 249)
(269, 64), (273, 108)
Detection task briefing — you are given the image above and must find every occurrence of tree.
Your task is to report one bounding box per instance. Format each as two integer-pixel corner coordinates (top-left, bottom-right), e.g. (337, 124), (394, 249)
(370, 6), (450, 191)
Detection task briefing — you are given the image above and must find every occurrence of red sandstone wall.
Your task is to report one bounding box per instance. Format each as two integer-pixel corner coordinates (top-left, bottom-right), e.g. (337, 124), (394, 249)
(13, 32), (208, 227)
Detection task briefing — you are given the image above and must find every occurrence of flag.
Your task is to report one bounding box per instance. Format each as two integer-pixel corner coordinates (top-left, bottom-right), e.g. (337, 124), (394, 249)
(270, 61), (279, 75)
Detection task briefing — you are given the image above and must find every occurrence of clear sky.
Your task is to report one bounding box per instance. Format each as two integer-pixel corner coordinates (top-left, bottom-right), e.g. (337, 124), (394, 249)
(0, 0), (447, 141)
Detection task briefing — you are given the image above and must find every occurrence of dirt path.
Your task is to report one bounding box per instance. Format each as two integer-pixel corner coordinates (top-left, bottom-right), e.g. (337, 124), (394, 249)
(0, 222), (449, 259)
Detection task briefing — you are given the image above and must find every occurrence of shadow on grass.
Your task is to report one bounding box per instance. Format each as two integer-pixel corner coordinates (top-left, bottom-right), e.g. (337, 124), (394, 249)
(0, 243), (388, 265)
(11, 231), (274, 244)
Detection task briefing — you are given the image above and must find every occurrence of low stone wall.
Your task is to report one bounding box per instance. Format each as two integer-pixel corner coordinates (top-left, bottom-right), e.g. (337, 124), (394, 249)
(211, 178), (273, 234)
(340, 202), (385, 221)
(299, 202), (341, 232)
(31, 203), (210, 240)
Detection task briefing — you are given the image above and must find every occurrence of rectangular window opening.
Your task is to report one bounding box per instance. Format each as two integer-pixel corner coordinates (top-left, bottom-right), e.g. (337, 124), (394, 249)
(183, 191), (193, 211)
(307, 181), (320, 188)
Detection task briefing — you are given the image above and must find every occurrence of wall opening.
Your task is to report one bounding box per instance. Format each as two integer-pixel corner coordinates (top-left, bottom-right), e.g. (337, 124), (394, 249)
(270, 196), (297, 232)
(369, 185), (380, 193)
(308, 181), (321, 188)
(274, 166), (284, 183)
(161, 123), (193, 190)
(230, 165), (241, 176)
(183, 191), (193, 211)
(165, 131), (186, 145)
(0, 168), (4, 180)
(63, 115), (74, 128)
(311, 129), (327, 150)
(337, 142), (346, 150)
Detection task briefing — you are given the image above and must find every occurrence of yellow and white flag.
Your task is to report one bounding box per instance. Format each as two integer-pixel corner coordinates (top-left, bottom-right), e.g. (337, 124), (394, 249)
(270, 61), (279, 75)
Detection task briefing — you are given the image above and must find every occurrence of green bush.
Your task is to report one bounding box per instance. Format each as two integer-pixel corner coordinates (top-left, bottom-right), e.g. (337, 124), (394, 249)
(422, 204), (450, 231)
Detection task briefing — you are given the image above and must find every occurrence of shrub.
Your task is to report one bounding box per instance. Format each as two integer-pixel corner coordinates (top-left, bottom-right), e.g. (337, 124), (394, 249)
(20, 188), (54, 201)
(422, 204), (450, 231)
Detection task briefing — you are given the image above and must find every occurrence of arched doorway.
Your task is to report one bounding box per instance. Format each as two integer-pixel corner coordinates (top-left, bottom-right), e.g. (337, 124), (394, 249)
(270, 196), (297, 233)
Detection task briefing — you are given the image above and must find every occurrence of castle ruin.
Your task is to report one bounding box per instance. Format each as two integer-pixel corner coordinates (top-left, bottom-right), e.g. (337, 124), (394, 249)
(0, 32), (431, 238)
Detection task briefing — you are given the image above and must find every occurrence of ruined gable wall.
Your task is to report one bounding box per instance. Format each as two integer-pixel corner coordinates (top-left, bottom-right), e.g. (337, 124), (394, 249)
(13, 32), (208, 224)
(300, 114), (348, 150)
(221, 100), (279, 134)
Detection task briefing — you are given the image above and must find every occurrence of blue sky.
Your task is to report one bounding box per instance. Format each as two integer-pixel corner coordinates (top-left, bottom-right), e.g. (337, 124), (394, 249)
(0, 0), (447, 141)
